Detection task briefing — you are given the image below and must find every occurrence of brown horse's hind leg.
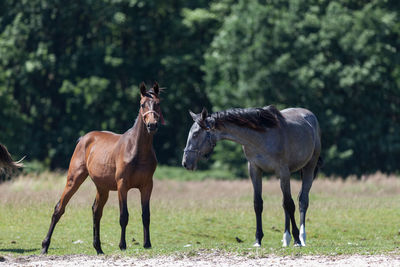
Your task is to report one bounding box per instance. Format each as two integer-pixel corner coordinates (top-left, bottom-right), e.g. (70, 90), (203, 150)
(140, 181), (153, 249)
(41, 169), (88, 254)
(92, 188), (109, 254)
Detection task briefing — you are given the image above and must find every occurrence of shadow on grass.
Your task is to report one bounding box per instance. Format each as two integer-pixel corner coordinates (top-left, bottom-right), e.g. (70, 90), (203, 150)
(0, 248), (39, 254)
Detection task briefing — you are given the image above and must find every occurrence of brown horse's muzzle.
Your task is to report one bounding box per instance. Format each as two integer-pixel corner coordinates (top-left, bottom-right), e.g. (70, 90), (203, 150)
(142, 110), (160, 133)
(146, 122), (158, 133)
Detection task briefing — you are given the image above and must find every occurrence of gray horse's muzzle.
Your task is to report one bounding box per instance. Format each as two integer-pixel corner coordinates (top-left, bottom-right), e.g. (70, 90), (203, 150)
(182, 152), (197, 171)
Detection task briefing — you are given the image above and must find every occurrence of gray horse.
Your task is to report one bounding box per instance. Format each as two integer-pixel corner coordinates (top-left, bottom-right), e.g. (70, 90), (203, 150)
(182, 106), (322, 247)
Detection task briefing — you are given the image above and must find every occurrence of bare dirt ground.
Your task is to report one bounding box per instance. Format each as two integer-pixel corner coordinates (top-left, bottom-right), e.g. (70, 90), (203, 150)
(1, 252), (400, 267)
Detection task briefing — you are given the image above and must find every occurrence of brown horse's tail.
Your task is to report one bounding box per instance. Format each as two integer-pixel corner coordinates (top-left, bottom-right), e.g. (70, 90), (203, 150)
(313, 156), (323, 180)
(0, 144), (24, 176)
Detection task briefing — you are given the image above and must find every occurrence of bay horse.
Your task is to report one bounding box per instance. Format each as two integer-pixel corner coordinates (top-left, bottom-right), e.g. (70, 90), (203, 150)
(42, 82), (164, 254)
(182, 106), (322, 247)
(0, 143), (23, 177)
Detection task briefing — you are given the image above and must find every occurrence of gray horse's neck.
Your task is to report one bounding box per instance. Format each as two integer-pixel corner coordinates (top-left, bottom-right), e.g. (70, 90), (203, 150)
(215, 123), (261, 148)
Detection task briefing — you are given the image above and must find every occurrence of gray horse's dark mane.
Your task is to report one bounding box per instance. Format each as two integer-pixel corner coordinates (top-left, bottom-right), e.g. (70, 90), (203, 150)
(212, 105), (283, 131)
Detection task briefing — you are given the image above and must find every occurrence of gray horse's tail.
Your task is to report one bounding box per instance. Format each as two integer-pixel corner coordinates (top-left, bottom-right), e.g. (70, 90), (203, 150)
(313, 156), (323, 180)
(0, 144), (24, 177)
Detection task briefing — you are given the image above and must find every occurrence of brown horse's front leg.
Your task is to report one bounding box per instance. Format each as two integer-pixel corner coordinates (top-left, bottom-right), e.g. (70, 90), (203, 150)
(117, 184), (129, 251)
(140, 182), (153, 248)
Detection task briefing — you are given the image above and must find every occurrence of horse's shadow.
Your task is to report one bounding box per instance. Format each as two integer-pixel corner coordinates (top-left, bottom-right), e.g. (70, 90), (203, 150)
(0, 248), (39, 254)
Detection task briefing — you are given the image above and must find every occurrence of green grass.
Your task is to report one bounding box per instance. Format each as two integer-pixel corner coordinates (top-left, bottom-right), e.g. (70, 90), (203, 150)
(154, 165), (237, 181)
(0, 171), (400, 257)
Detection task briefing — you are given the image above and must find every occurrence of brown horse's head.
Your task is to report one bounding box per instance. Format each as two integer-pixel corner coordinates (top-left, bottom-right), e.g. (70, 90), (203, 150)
(139, 82), (164, 134)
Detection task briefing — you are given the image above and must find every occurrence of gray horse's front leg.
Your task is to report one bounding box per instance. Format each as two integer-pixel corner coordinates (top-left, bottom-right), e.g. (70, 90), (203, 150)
(248, 162), (264, 247)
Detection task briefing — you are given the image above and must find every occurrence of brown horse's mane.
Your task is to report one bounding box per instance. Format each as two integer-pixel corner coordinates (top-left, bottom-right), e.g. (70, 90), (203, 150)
(212, 105), (283, 131)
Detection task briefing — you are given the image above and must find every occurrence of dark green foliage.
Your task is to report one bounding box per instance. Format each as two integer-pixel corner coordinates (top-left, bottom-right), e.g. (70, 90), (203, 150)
(0, 0), (222, 168)
(0, 0), (399, 176)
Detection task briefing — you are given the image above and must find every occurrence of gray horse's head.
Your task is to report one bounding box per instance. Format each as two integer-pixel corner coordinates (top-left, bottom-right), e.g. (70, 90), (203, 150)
(182, 108), (216, 171)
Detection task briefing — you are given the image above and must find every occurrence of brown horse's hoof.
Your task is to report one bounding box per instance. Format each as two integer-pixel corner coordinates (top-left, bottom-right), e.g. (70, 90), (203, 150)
(143, 243), (152, 249)
(119, 243), (127, 251)
(41, 239), (50, 255)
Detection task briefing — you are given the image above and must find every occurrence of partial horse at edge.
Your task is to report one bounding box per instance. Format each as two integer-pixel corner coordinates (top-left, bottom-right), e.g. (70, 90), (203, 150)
(0, 143), (23, 180)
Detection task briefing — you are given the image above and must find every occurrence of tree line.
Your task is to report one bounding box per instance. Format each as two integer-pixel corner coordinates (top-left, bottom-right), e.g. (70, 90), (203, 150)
(0, 0), (399, 177)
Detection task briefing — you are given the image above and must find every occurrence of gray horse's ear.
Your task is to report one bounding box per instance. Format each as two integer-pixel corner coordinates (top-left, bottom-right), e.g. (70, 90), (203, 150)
(189, 110), (197, 121)
(140, 82), (147, 96)
(201, 107), (208, 120)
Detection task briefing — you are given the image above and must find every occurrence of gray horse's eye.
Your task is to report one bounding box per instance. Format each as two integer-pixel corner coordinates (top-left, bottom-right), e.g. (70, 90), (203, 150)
(192, 132), (199, 138)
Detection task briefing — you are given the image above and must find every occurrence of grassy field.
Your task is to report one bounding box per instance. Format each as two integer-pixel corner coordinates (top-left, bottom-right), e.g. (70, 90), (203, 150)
(0, 169), (400, 258)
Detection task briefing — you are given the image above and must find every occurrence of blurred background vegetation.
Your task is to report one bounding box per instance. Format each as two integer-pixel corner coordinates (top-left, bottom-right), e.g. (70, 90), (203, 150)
(0, 0), (399, 178)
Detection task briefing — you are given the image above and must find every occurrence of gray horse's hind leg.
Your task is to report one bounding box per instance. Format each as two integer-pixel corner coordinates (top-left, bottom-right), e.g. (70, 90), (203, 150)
(248, 162), (264, 247)
(283, 210), (291, 246)
(298, 158), (318, 246)
(279, 167), (301, 246)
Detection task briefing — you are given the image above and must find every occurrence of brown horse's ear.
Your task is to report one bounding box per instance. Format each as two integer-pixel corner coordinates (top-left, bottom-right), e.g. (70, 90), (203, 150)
(140, 82), (147, 96)
(201, 107), (208, 120)
(153, 82), (159, 96)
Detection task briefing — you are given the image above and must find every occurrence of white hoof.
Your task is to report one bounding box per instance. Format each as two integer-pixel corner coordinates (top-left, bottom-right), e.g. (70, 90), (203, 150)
(299, 224), (306, 246)
(282, 231), (291, 247)
(253, 242), (261, 247)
